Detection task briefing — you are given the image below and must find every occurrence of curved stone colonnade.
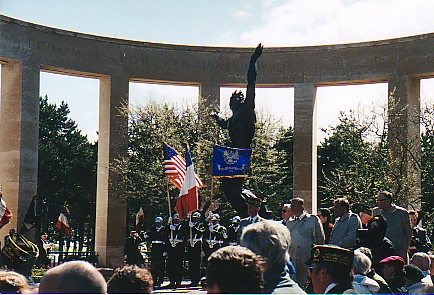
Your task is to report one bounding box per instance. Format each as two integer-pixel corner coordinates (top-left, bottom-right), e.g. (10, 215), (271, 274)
(1, 15), (433, 266)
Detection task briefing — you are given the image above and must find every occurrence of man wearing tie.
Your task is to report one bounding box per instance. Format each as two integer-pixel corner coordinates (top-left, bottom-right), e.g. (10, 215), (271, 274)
(236, 189), (265, 243)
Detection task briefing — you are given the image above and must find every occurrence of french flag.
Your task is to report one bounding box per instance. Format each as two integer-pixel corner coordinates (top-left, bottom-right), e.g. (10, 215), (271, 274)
(56, 210), (71, 237)
(176, 148), (199, 219)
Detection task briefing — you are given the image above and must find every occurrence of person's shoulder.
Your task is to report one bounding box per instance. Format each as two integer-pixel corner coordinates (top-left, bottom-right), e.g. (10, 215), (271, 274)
(392, 204), (408, 213)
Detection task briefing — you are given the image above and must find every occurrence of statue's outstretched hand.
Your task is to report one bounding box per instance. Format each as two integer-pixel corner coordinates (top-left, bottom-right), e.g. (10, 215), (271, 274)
(251, 43), (263, 61)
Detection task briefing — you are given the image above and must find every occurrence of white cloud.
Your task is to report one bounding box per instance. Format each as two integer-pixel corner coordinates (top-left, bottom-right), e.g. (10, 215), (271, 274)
(239, 0), (434, 46)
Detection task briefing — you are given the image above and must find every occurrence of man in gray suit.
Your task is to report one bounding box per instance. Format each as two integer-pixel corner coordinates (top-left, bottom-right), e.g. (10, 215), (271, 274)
(372, 190), (412, 263)
(329, 197), (362, 249)
(236, 189), (265, 243)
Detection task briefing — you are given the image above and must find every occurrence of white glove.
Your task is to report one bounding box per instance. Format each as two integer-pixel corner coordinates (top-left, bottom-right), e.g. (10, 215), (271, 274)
(170, 225), (176, 231)
(209, 225), (214, 232)
(143, 233), (149, 239)
(163, 252), (168, 257)
(189, 221), (194, 227)
(223, 233), (228, 239)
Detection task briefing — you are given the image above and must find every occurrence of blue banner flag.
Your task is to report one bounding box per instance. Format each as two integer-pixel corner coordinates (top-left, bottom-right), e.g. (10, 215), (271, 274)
(212, 146), (252, 177)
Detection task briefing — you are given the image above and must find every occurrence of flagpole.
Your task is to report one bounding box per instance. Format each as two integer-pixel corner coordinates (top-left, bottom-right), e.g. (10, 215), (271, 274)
(209, 177), (214, 212)
(166, 177), (174, 242)
(166, 177), (172, 219)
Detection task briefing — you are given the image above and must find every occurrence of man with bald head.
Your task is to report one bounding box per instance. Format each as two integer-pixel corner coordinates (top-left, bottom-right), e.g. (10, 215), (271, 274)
(38, 260), (107, 293)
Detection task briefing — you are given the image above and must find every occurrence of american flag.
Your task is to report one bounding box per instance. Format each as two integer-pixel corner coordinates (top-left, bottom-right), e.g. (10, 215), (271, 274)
(164, 143), (204, 190)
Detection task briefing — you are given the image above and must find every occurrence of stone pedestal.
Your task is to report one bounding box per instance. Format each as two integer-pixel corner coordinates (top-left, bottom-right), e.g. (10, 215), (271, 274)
(95, 74), (128, 266)
(0, 61), (39, 235)
(293, 83), (317, 213)
(388, 75), (421, 209)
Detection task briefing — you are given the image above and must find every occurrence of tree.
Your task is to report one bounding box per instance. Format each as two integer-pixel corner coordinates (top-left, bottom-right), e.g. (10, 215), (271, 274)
(318, 110), (398, 210)
(38, 96), (97, 250)
(112, 100), (292, 227)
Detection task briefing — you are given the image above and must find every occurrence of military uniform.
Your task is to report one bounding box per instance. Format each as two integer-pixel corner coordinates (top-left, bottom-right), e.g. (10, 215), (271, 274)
(203, 214), (227, 263)
(236, 189), (266, 243)
(225, 216), (241, 246)
(167, 214), (185, 288)
(186, 212), (205, 287)
(145, 217), (168, 287)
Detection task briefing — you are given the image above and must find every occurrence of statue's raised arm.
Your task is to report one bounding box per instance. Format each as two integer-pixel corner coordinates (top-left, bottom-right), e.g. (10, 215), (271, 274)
(245, 43), (263, 111)
(211, 44), (263, 149)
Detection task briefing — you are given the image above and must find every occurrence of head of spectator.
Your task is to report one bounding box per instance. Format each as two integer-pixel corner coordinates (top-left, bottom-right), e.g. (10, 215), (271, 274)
(359, 206), (373, 226)
(353, 249), (372, 275)
(38, 260), (107, 293)
(410, 252), (431, 273)
(408, 210), (419, 229)
(306, 245), (354, 294)
(317, 208), (332, 225)
(206, 246), (264, 294)
(240, 220), (304, 294)
(41, 233), (49, 241)
(242, 189), (262, 218)
(352, 250), (380, 294)
(240, 220), (290, 271)
(367, 214), (388, 240)
(357, 247), (373, 262)
(378, 255), (405, 279)
(375, 191), (393, 210)
(107, 265), (153, 294)
(404, 264), (424, 287)
(0, 270), (31, 294)
(429, 254), (434, 277)
(281, 203), (292, 221)
(333, 197), (350, 218)
(290, 197), (304, 217)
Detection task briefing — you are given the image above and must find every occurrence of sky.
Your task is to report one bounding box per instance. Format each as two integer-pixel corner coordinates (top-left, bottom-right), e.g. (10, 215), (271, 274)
(1, 0), (434, 143)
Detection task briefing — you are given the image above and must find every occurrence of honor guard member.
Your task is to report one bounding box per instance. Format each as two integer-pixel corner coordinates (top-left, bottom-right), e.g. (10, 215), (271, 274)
(187, 211), (205, 287)
(204, 214), (228, 263)
(124, 230), (144, 266)
(144, 216), (168, 287)
(237, 189), (265, 243)
(226, 216), (241, 246)
(167, 213), (185, 288)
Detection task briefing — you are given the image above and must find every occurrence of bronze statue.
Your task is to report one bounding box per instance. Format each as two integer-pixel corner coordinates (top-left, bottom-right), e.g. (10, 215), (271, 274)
(213, 43), (263, 149)
(212, 44), (264, 216)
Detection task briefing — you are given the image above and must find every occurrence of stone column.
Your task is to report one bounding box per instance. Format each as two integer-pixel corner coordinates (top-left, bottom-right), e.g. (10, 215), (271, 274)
(0, 61), (39, 235)
(293, 83), (317, 213)
(199, 82), (220, 111)
(95, 73), (129, 266)
(388, 75), (421, 209)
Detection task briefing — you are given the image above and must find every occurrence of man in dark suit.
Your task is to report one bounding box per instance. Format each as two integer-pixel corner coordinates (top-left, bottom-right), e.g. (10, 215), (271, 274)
(306, 245), (356, 294)
(236, 189), (265, 243)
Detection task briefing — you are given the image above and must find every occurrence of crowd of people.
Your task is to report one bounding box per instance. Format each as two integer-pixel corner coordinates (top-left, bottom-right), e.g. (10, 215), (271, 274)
(1, 189), (433, 294)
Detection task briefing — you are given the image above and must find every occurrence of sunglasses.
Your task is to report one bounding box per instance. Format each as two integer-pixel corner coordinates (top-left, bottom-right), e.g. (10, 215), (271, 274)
(376, 198), (388, 203)
(282, 209), (290, 213)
